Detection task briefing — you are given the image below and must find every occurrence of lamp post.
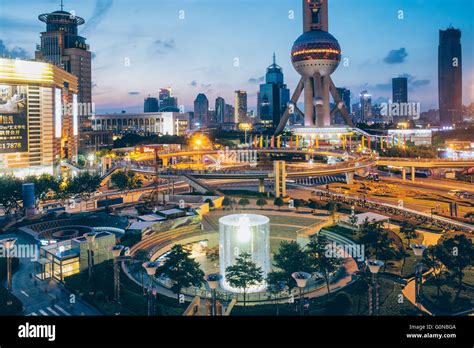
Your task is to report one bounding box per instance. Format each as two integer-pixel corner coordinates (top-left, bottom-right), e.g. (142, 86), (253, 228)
(410, 244), (427, 305)
(142, 261), (158, 316)
(367, 259), (384, 316)
(292, 272), (311, 316)
(112, 245), (130, 305)
(1, 238), (17, 292)
(84, 232), (97, 281)
(206, 273), (222, 316)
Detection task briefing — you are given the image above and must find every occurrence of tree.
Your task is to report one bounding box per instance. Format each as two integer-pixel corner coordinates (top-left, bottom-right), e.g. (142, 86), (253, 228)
(306, 234), (341, 300)
(423, 245), (445, 299)
(68, 172), (101, 210)
(293, 199), (306, 211)
(111, 171), (142, 193)
(323, 292), (352, 315)
(273, 197), (285, 210)
(238, 198), (250, 210)
(256, 198), (267, 210)
(399, 221), (417, 247)
(0, 176), (23, 216)
(225, 252), (263, 306)
(399, 221), (418, 274)
(204, 198), (214, 208)
(435, 235), (474, 302)
(24, 174), (60, 208)
(222, 196), (232, 210)
(156, 245), (204, 297)
(268, 241), (311, 289)
(308, 200), (321, 213)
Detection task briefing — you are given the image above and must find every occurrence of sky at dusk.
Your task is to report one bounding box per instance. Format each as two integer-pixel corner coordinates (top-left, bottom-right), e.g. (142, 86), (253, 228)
(0, 0), (473, 114)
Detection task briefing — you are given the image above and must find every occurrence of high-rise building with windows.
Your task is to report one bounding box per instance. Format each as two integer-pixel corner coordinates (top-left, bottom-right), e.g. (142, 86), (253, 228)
(35, 5), (92, 131)
(359, 90), (372, 122)
(392, 77), (408, 103)
(438, 27), (462, 127)
(234, 90), (247, 123)
(224, 104), (235, 124)
(334, 87), (351, 125)
(194, 93), (209, 127)
(0, 58), (79, 177)
(144, 96), (159, 113)
(215, 97), (225, 124)
(158, 87), (178, 111)
(258, 54), (290, 127)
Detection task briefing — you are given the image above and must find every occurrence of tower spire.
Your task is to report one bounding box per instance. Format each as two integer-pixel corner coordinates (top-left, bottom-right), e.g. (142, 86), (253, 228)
(60, 0), (64, 11)
(273, 52), (276, 65)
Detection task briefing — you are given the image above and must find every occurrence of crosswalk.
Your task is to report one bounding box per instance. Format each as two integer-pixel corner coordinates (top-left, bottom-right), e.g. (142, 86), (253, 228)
(26, 304), (72, 316)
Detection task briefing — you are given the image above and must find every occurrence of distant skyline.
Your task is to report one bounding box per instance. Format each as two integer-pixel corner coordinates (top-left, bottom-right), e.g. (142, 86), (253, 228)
(0, 0), (473, 114)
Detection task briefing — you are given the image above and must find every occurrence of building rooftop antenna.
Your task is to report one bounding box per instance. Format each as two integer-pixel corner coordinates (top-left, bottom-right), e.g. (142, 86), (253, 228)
(60, 0), (64, 11)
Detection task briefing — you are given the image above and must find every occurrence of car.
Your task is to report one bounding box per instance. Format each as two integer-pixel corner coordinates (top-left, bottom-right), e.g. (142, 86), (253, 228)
(448, 190), (461, 197)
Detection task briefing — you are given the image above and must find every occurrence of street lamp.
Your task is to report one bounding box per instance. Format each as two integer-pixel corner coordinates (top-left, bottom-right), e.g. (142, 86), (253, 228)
(84, 232), (96, 281)
(1, 238), (17, 292)
(367, 259), (384, 316)
(111, 245), (127, 306)
(292, 272), (311, 316)
(410, 244), (427, 305)
(205, 273), (222, 316)
(142, 261), (158, 316)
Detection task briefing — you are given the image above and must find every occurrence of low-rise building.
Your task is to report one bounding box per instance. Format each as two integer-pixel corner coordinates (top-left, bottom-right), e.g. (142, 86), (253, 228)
(34, 231), (116, 282)
(91, 112), (190, 136)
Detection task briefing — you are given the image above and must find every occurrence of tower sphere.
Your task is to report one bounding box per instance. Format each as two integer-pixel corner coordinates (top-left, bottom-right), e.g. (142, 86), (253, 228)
(291, 30), (341, 77)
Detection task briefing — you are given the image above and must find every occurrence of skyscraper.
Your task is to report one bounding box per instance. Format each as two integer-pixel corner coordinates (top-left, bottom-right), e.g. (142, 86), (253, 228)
(215, 97), (225, 124)
(438, 27), (462, 127)
(224, 104), (235, 123)
(158, 87), (178, 111)
(392, 77), (408, 103)
(194, 93), (209, 127)
(258, 54), (290, 127)
(360, 90), (372, 122)
(234, 90), (247, 123)
(144, 97), (159, 113)
(36, 4), (92, 130)
(334, 88), (351, 125)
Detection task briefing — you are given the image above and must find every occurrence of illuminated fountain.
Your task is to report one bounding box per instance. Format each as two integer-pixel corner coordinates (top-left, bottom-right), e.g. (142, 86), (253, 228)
(219, 214), (270, 293)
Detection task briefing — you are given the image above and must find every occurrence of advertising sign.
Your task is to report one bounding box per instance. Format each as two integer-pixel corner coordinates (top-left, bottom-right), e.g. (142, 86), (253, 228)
(0, 85), (28, 153)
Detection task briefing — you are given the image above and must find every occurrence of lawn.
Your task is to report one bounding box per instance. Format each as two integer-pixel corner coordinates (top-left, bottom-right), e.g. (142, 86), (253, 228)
(64, 260), (185, 316)
(422, 271), (474, 314)
(231, 278), (422, 316)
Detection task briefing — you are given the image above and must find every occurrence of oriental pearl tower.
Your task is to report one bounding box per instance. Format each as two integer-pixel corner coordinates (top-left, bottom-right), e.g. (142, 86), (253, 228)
(275, 0), (353, 135)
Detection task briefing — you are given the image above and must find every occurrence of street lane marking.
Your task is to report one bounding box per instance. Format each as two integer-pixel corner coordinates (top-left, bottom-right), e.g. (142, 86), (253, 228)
(20, 290), (30, 297)
(39, 309), (49, 316)
(47, 306), (60, 316)
(26, 312), (37, 316)
(54, 305), (71, 316)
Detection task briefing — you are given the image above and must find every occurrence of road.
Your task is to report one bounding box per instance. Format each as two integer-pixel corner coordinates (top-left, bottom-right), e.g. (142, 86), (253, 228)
(380, 175), (474, 194)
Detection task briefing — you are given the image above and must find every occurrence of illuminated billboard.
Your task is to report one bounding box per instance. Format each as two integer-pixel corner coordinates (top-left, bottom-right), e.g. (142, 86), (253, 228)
(0, 84), (28, 153)
(55, 88), (62, 138)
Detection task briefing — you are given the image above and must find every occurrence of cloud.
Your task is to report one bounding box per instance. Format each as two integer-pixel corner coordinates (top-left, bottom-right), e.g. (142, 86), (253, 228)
(82, 0), (114, 34)
(383, 48), (408, 64)
(189, 81), (212, 91)
(153, 39), (175, 54)
(248, 76), (264, 84)
(398, 74), (431, 88)
(0, 39), (30, 59)
(128, 91), (140, 95)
